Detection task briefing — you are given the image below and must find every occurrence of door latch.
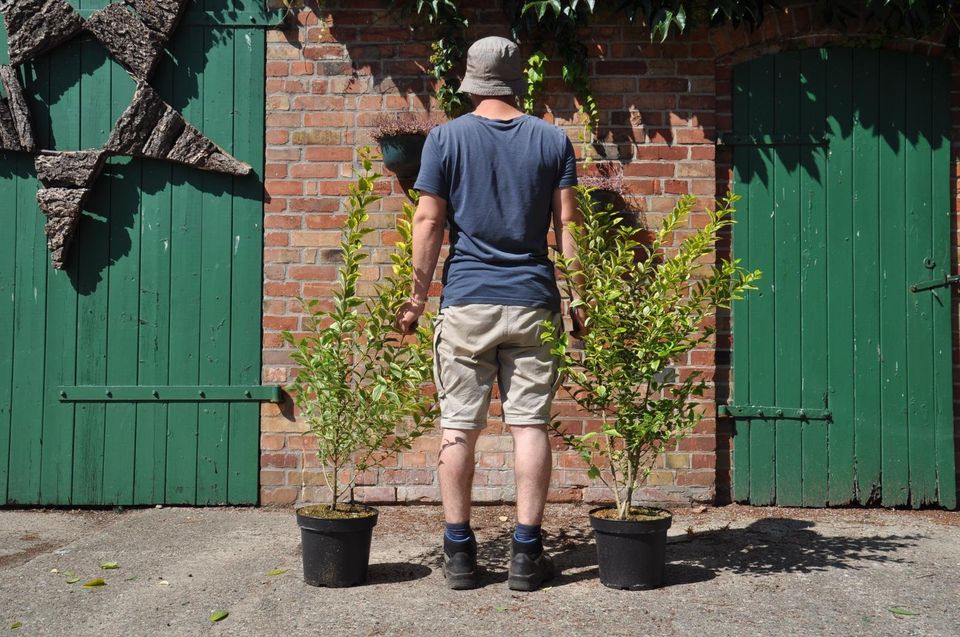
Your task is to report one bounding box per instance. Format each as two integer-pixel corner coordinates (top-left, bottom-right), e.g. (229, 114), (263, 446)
(910, 274), (960, 293)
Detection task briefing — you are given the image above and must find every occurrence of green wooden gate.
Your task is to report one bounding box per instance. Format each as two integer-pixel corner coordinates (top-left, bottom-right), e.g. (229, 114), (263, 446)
(729, 48), (957, 508)
(0, 1), (275, 506)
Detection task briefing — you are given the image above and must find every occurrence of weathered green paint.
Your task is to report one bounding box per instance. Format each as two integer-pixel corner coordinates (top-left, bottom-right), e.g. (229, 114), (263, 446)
(730, 48), (956, 508)
(59, 386), (281, 402)
(0, 1), (266, 506)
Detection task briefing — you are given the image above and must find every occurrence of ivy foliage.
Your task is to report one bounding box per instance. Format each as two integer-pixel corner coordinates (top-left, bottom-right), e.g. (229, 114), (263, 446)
(281, 149), (438, 509)
(542, 191), (761, 520)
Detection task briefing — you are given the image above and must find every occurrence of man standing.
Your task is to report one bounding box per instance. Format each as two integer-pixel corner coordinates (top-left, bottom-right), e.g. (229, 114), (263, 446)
(396, 36), (586, 591)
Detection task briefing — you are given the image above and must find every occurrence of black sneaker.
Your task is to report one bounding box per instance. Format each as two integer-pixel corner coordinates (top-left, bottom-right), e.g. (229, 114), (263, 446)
(442, 535), (479, 590)
(507, 537), (556, 591)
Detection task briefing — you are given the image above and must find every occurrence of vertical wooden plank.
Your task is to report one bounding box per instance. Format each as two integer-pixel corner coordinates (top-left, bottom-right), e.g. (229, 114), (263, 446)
(228, 25), (265, 504)
(730, 61), (751, 503)
(877, 50), (909, 507)
(165, 24), (204, 505)
(100, 65), (140, 505)
(39, 39), (81, 504)
(903, 55), (937, 507)
(772, 51), (803, 507)
(798, 48), (829, 507)
(72, 41), (114, 505)
(746, 55), (777, 505)
(929, 59), (956, 509)
(851, 48), (883, 504)
(196, 25), (234, 505)
(824, 47), (857, 505)
(0, 152), (20, 502)
(7, 63), (48, 505)
(134, 53), (175, 506)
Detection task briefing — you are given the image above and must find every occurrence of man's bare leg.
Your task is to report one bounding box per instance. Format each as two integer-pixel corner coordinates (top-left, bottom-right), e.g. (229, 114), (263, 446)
(438, 427), (482, 524)
(510, 424), (552, 525)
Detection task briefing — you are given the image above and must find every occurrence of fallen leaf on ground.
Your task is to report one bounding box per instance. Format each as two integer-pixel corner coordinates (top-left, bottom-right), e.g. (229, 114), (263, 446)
(158, 580), (170, 586)
(50, 568), (59, 574)
(498, 516), (508, 522)
(10, 622), (22, 630)
(209, 611), (229, 623)
(64, 575), (80, 584)
(888, 607), (919, 617)
(266, 569), (288, 576)
(82, 578), (106, 588)
(100, 562), (119, 570)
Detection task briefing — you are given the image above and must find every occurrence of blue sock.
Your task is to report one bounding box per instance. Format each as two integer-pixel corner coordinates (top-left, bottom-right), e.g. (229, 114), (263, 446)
(444, 521), (473, 543)
(514, 523), (542, 544)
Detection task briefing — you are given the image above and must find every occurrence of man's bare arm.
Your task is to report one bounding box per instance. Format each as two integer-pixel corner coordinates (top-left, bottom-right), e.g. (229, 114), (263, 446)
(552, 187), (588, 336)
(397, 192), (447, 333)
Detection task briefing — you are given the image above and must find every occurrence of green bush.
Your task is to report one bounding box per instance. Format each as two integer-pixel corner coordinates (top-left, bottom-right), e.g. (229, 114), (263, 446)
(543, 190), (761, 519)
(282, 150), (438, 510)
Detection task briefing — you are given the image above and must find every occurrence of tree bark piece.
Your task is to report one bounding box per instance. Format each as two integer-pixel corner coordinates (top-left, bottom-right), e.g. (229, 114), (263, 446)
(37, 187), (88, 270)
(35, 151), (107, 189)
(84, 4), (165, 81)
(0, 99), (20, 151)
(0, 0), (85, 66)
(124, 0), (188, 39)
(107, 83), (252, 176)
(0, 65), (36, 152)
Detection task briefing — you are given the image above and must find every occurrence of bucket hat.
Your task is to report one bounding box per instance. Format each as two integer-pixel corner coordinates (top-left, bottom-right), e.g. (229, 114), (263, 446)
(459, 36), (526, 97)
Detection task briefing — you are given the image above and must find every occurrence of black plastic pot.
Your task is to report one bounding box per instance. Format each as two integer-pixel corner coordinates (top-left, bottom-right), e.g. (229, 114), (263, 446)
(588, 188), (624, 212)
(378, 134), (427, 178)
(589, 506), (672, 590)
(297, 505), (379, 587)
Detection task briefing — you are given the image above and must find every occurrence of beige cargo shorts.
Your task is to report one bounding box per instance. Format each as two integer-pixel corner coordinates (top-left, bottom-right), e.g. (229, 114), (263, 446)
(432, 303), (562, 430)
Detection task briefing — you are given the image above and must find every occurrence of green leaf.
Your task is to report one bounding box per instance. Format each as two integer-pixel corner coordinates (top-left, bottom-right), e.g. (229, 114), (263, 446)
(64, 575), (80, 584)
(82, 578), (106, 588)
(209, 611), (229, 623)
(99, 562), (120, 570)
(887, 607), (919, 617)
(10, 622), (22, 630)
(266, 568), (288, 576)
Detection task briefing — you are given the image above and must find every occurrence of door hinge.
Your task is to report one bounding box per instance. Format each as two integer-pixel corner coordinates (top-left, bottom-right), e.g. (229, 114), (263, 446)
(717, 133), (830, 148)
(58, 385), (283, 403)
(719, 404), (832, 421)
(910, 274), (960, 293)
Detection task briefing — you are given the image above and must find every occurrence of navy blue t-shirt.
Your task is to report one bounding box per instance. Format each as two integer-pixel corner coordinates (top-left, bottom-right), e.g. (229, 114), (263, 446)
(413, 113), (577, 312)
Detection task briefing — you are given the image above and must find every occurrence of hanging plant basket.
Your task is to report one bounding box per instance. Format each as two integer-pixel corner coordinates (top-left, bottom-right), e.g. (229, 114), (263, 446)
(371, 113), (437, 179)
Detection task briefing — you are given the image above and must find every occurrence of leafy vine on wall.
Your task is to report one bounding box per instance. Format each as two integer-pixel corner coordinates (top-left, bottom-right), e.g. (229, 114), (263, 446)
(387, 1), (959, 128)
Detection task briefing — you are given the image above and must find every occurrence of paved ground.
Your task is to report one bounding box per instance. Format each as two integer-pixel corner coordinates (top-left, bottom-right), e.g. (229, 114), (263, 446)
(0, 504), (957, 636)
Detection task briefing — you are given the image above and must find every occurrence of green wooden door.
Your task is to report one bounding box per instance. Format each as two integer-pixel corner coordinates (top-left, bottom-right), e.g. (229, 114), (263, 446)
(729, 48), (956, 509)
(0, 1), (271, 505)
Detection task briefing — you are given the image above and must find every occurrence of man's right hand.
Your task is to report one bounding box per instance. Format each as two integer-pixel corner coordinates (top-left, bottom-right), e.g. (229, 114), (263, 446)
(570, 305), (589, 339)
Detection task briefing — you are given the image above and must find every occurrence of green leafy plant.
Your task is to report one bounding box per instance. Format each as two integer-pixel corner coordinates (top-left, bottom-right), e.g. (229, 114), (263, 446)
(282, 150), (438, 511)
(543, 190), (761, 520)
(523, 50), (549, 113)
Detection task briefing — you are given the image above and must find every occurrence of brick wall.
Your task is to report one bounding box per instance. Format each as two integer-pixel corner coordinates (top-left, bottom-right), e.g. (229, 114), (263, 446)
(259, 0), (960, 507)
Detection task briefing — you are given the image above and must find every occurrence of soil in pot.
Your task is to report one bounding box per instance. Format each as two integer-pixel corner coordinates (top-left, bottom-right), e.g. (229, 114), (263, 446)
(378, 134), (427, 179)
(297, 503), (379, 588)
(589, 506), (672, 591)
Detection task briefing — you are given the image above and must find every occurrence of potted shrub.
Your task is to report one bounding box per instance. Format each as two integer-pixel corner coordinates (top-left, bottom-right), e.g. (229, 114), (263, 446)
(282, 150), (438, 587)
(370, 112), (437, 179)
(543, 190), (760, 590)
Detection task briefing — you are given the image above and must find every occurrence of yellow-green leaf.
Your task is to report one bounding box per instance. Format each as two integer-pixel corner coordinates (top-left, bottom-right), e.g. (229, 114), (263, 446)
(64, 575), (80, 584)
(209, 610), (229, 623)
(10, 622), (22, 630)
(888, 607), (919, 617)
(82, 578), (106, 588)
(266, 568), (288, 577)
(99, 562), (119, 570)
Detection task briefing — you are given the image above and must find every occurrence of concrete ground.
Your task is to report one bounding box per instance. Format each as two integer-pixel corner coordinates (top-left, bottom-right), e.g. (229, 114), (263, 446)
(0, 504), (957, 637)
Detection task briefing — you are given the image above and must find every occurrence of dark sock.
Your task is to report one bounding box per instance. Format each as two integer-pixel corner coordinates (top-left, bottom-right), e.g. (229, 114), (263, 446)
(444, 521), (473, 543)
(513, 523), (542, 546)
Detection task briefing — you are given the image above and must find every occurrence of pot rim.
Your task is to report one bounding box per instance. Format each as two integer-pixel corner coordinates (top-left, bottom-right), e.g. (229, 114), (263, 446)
(296, 503), (379, 520)
(588, 505), (673, 532)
